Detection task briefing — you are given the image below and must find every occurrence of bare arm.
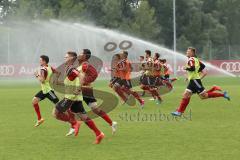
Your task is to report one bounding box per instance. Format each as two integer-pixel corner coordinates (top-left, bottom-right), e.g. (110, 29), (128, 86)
(200, 69), (207, 80)
(34, 70), (45, 83)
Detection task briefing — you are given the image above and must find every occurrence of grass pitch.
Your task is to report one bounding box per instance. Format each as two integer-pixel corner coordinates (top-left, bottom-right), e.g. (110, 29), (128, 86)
(0, 77), (239, 160)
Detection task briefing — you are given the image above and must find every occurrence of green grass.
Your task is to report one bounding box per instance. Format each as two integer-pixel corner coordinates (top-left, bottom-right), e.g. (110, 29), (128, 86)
(0, 77), (240, 160)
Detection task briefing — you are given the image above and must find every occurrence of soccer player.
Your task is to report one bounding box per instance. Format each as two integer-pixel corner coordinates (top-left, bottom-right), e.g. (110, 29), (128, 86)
(159, 59), (177, 84)
(65, 49), (117, 136)
(118, 51), (145, 107)
(139, 56), (146, 96)
(32, 55), (59, 127)
(171, 47), (230, 116)
(140, 50), (162, 104)
(152, 53), (163, 87)
(109, 54), (128, 103)
(55, 51), (104, 144)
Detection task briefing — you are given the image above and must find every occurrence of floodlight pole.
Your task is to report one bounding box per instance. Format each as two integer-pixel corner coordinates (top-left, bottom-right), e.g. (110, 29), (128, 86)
(7, 28), (10, 64)
(173, 0), (177, 76)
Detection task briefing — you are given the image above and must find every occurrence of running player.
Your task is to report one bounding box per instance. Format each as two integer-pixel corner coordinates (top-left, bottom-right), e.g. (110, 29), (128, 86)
(55, 51), (104, 144)
(32, 55), (59, 127)
(159, 59), (177, 84)
(118, 51), (145, 107)
(152, 53), (163, 87)
(109, 54), (128, 103)
(171, 47), (230, 116)
(66, 49), (117, 136)
(139, 56), (146, 96)
(140, 50), (163, 104)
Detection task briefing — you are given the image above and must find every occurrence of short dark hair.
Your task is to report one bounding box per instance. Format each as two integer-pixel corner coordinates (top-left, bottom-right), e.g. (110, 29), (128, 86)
(160, 59), (166, 63)
(115, 54), (121, 59)
(145, 50), (151, 56)
(155, 53), (160, 59)
(67, 51), (77, 58)
(188, 47), (196, 55)
(140, 56), (144, 59)
(83, 49), (91, 60)
(40, 55), (49, 64)
(123, 51), (128, 57)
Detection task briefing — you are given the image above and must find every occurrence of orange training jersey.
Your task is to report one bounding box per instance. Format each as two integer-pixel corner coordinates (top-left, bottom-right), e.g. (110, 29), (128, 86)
(124, 59), (132, 80)
(153, 60), (162, 77)
(144, 57), (154, 76)
(116, 59), (126, 79)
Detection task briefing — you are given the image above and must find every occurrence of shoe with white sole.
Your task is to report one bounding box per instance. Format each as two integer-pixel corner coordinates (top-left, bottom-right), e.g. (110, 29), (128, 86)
(66, 128), (75, 136)
(111, 121), (117, 134)
(34, 118), (44, 127)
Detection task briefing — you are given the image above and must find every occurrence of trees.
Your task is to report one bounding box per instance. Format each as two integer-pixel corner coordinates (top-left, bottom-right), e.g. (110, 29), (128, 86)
(128, 1), (160, 41)
(0, 0), (238, 59)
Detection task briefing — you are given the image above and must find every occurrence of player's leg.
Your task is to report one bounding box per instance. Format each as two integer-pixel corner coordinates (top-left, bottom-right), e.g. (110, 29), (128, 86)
(172, 80), (195, 116)
(140, 76), (155, 99)
(149, 76), (162, 104)
(46, 90), (59, 104)
(112, 79), (128, 102)
(199, 89), (230, 101)
(124, 80), (144, 106)
(32, 91), (45, 127)
(54, 99), (80, 136)
(206, 85), (222, 93)
(47, 90), (79, 136)
(172, 90), (192, 116)
(72, 101), (104, 144)
(140, 75), (146, 96)
(82, 87), (117, 134)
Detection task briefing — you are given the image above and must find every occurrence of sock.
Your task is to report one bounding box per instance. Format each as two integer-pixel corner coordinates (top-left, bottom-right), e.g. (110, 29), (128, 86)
(207, 92), (224, 98)
(131, 91), (143, 103)
(33, 103), (41, 120)
(207, 86), (216, 93)
(121, 87), (131, 95)
(55, 111), (70, 122)
(85, 118), (101, 136)
(67, 109), (77, 127)
(141, 85), (154, 96)
(115, 87), (127, 102)
(141, 85), (150, 91)
(150, 88), (162, 101)
(96, 110), (112, 126)
(177, 97), (190, 113)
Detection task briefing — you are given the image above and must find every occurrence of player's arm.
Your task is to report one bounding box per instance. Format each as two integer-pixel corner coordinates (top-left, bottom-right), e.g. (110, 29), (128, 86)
(184, 58), (195, 71)
(199, 62), (207, 79)
(51, 67), (62, 84)
(52, 67), (61, 77)
(34, 69), (46, 83)
(200, 69), (207, 80)
(118, 62), (127, 71)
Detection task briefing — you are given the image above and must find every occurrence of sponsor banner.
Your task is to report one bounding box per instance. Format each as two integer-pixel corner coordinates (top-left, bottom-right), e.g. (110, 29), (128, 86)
(0, 64), (39, 77)
(208, 60), (240, 75)
(0, 60), (238, 78)
(0, 64), (112, 78)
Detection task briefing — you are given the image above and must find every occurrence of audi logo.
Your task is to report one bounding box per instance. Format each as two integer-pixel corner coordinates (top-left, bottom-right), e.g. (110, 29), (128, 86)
(0, 65), (15, 76)
(104, 40), (133, 52)
(220, 62), (240, 73)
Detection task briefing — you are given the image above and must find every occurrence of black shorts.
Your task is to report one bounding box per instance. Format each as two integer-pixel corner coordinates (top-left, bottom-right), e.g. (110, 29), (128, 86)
(141, 75), (155, 86)
(112, 77), (122, 86)
(187, 79), (205, 94)
(121, 79), (132, 88)
(164, 74), (170, 79)
(140, 75), (145, 84)
(110, 77), (120, 85)
(56, 98), (86, 114)
(154, 76), (163, 86)
(82, 87), (97, 105)
(35, 90), (59, 104)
